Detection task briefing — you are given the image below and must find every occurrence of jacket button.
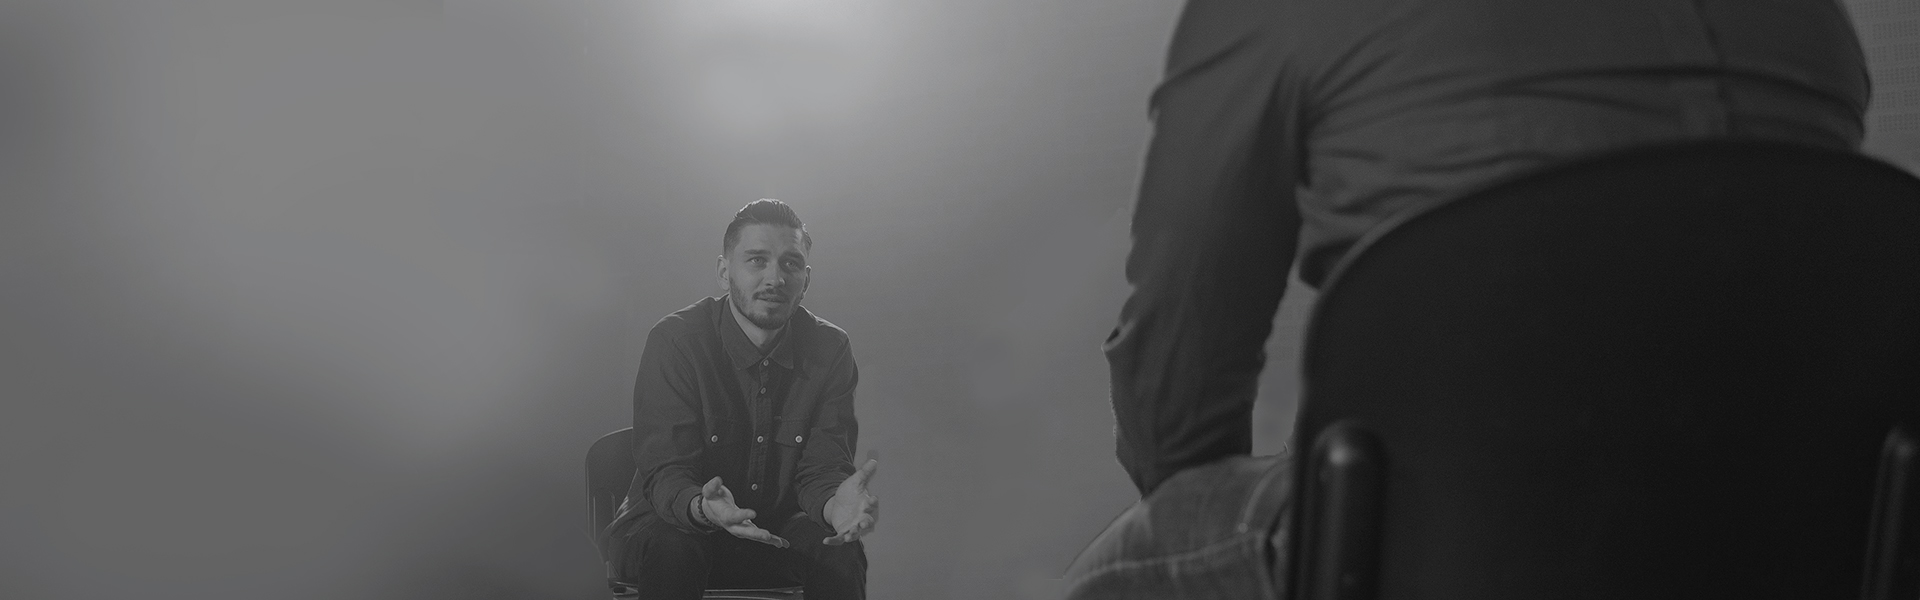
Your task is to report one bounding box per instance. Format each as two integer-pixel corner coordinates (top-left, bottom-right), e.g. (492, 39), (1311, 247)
(709, 435), (719, 443)
(794, 435), (804, 443)
(750, 483), (760, 491)
(756, 436), (765, 443)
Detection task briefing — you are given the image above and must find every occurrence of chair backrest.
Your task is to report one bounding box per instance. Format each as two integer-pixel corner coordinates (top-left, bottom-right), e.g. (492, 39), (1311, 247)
(1290, 141), (1920, 600)
(587, 427), (636, 546)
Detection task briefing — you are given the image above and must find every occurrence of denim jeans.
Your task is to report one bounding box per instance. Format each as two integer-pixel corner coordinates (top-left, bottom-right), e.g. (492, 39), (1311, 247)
(1063, 453), (1295, 600)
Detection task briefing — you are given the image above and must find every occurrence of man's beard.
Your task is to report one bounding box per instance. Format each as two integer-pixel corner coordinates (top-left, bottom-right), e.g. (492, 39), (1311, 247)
(731, 288), (795, 330)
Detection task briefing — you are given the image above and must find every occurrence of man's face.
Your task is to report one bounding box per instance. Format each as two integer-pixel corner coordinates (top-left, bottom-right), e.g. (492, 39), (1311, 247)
(720, 223), (811, 330)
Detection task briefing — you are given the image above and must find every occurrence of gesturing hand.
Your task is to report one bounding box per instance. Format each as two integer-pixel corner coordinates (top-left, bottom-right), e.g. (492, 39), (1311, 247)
(822, 454), (880, 546)
(700, 476), (790, 548)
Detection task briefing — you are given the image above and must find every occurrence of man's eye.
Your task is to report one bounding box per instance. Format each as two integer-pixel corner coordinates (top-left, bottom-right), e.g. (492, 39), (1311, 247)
(748, 257), (767, 265)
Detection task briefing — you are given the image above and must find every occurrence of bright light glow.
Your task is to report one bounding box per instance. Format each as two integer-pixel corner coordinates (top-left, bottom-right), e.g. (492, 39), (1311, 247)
(658, 0), (892, 144)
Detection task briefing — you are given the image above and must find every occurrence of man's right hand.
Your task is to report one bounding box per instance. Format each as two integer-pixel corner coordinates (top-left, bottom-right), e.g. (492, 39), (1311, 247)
(698, 476), (790, 548)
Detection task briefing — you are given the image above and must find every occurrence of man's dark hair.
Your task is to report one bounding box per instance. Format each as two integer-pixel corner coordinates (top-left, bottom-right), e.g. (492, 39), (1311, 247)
(723, 198), (812, 254)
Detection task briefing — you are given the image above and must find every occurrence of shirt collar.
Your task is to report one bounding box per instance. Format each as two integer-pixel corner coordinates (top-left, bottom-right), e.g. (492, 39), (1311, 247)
(717, 294), (798, 371)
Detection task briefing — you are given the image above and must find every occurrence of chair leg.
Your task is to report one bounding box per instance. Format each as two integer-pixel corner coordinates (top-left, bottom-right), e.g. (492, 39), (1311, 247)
(1862, 426), (1918, 600)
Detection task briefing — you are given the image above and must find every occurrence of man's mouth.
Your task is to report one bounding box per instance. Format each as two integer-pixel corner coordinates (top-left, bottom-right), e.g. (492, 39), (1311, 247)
(756, 295), (788, 304)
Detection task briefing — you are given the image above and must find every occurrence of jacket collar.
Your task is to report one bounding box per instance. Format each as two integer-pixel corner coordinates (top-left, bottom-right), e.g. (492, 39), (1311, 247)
(716, 294), (798, 371)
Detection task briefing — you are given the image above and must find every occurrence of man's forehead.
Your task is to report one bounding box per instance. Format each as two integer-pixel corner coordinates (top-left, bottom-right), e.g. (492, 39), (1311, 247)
(733, 224), (808, 254)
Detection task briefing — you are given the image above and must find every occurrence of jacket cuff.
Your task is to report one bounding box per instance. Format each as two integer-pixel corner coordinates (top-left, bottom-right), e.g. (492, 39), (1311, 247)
(667, 485), (705, 533)
(802, 476), (845, 532)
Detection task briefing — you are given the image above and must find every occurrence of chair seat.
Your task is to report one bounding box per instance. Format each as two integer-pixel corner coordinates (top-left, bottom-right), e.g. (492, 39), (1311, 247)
(700, 586), (805, 600)
(610, 580), (804, 600)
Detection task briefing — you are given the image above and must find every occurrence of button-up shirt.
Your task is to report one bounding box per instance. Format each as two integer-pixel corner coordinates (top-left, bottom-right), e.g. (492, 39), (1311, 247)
(1105, 0), (1869, 495)
(616, 295), (860, 533)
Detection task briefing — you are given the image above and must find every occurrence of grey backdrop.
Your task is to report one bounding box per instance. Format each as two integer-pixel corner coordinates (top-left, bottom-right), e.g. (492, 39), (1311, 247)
(3, 1), (1915, 600)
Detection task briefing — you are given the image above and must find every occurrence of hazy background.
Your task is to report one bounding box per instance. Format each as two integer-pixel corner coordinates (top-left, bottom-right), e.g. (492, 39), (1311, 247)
(2, 1), (1915, 599)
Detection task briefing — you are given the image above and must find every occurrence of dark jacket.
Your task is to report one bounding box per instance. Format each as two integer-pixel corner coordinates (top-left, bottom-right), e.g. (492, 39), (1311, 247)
(1104, 0), (1866, 495)
(611, 295), (859, 535)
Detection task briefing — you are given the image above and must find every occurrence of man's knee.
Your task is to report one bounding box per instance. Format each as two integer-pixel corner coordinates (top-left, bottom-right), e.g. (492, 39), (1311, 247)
(781, 516), (867, 569)
(808, 538), (867, 574)
(621, 515), (712, 578)
(772, 515), (867, 600)
(1064, 453), (1295, 594)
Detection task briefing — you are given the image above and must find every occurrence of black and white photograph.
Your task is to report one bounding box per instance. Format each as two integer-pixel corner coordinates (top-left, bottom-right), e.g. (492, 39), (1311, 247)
(3, 1), (1917, 599)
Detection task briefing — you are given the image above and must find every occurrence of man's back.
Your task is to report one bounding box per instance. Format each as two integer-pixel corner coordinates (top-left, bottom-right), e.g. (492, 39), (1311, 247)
(1079, 2), (1876, 598)
(1162, 0), (1869, 283)
(1110, 0), (1870, 503)
(1077, 3), (1877, 598)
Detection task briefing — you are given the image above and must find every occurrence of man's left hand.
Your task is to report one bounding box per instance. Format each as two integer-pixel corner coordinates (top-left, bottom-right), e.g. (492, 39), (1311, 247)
(822, 454), (879, 545)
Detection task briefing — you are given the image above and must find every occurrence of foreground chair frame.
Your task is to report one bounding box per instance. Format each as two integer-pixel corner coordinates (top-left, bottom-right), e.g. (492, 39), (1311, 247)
(1289, 141), (1920, 600)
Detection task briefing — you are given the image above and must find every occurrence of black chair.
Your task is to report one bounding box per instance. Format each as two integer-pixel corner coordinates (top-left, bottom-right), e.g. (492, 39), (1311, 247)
(588, 428), (805, 600)
(1289, 141), (1920, 600)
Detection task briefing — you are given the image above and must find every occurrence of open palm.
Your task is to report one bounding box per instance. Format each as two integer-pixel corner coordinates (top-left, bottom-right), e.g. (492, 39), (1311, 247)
(700, 476), (789, 548)
(823, 456), (880, 545)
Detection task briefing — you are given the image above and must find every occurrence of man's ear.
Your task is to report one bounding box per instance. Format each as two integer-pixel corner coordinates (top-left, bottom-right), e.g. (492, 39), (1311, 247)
(717, 255), (729, 290)
(801, 265), (812, 293)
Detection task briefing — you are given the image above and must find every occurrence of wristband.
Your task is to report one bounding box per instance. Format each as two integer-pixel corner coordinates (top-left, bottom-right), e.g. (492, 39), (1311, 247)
(690, 495), (717, 531)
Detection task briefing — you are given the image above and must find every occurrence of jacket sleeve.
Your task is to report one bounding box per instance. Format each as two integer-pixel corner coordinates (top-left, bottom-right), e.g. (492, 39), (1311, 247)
(796, 341), (859, 530)
(630, 325), (708, 533)
(1103, 0), (1304, 497)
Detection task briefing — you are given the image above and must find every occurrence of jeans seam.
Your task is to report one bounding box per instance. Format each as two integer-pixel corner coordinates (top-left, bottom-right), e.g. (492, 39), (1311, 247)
(1243, 458), (1293, 599)
(1064, 530), (1263, 589)
(1236, 458), (1287, 526)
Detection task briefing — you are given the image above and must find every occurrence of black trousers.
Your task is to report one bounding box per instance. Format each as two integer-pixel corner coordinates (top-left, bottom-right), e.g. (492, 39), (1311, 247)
(614, 510), (866, 600)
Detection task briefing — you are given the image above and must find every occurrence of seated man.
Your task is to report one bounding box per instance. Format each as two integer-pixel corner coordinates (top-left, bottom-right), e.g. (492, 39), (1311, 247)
(600, 199), (879, 600)
(1070, 0), (1868, 597)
